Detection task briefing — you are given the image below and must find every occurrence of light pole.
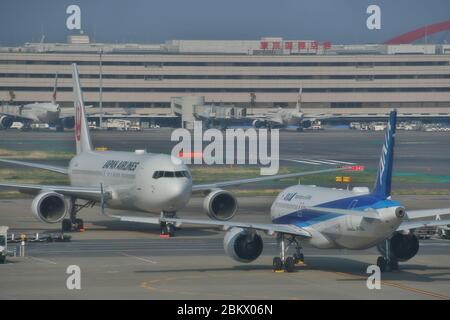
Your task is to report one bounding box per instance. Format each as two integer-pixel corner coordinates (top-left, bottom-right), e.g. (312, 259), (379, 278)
(99, 49), (103, 128)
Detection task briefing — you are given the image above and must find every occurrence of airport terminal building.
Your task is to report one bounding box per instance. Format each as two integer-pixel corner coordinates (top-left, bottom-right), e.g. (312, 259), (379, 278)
(1, 35), (450, 116)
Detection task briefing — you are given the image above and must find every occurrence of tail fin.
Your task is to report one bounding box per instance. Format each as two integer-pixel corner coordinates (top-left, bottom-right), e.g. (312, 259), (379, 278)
(372, 109), (397, 199)
(72, 63), (93, 155)
(52, 73), (58, 104)
(296, 86), (303, 112)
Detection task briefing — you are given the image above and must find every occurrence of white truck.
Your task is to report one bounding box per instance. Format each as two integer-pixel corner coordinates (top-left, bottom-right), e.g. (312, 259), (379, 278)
(102, 119), (132, 131)
(0, 226), (9, 264)
(437, 224), (450, 239)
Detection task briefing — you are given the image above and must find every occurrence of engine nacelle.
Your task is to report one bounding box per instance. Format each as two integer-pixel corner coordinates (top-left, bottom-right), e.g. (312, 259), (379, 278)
(390, 232), (419, 261)
(377, 232), (419, 262)
(0, 116), (13, 129)
(31, 192), (71, 223)
(252, 119), (267, 129)
(63, 117), (75, 129)
(224, 227), (263, 263)
(301, 119), (312, 128)
(203, 189), (237, 221)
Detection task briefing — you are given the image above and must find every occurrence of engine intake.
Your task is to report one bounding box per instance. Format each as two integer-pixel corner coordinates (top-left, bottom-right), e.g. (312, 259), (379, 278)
(203, 189), (237, 221)
(252, 119), (267, 129)
(377, 232), (419, 262)
(301, 119), (312, 128)
(63, 117), (75, 129)
(31, 192), (70, 223)
(390, 232), (419, 261)
(0, 116), (13, 129)
(224, 227), (263, 263)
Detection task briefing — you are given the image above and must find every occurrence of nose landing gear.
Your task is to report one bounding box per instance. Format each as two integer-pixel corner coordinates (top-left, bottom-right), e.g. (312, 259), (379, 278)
(160, 211), (177, 238)
(273, 234), (305, 273)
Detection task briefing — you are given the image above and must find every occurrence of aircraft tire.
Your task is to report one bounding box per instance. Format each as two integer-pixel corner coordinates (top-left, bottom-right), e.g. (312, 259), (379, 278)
(377, 256), (387, 272)
(272, 257), (283, 271)
(293, 253), (304, 264)
(284, 256), (296, 272)
(62, 219), (72, 232)
(389, 259), (399, 271)
(74, 219), (84, 230)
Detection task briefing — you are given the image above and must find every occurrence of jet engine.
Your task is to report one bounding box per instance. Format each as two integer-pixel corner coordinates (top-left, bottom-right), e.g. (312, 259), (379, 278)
(203, 189), (237, 221)
(31, 192), (71, 223)
(252, 119), (267, 129)
(301, 120), (312, 129)
(0, 116), (13, 129)
(377, 232), (419, 262)
(63, 117), (75, 129)
(224, 227), (263, 263)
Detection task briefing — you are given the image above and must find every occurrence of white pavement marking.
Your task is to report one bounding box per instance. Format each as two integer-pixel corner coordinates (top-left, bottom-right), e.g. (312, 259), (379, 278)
(28, 256), (57, 265)
(119, 252), (158, 264)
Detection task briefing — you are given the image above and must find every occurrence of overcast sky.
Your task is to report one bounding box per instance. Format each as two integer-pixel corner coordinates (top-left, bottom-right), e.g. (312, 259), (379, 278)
(0, 0), (449, 45)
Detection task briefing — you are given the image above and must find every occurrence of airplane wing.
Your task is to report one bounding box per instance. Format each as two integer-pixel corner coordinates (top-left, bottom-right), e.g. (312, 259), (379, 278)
(113, 215), (311, 238)
(0, 112), (35, 121)
(0, 182), (102, 200)
(395, 207), (450, 231)
(192, 166), (348, 193)
(406, 208), (450, 220)
(0, 158), (68, 174)
(397, 219), (450, 231)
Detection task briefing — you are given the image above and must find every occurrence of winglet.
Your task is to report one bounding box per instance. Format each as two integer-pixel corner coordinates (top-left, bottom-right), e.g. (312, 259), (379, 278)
(72, 63), (93, 154)
(372, 109), (397, 199)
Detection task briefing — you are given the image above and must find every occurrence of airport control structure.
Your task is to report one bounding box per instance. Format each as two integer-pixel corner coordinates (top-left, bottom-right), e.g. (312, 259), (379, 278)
(1, 31), (450, 127)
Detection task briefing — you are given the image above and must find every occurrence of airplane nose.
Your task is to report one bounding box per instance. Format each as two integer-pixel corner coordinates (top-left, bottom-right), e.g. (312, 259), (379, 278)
(164, 179), (192, 209)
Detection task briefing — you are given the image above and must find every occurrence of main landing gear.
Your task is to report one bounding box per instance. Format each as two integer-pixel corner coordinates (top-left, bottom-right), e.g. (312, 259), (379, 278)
(159, 211), (177, 238)
(61, 200), (95, 232)
(376, 238), (399, 272)
(273, 234), (304, 273)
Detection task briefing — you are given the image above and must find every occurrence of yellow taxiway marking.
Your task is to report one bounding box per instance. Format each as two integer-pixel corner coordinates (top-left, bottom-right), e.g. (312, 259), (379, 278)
(332, 271), (450, 300)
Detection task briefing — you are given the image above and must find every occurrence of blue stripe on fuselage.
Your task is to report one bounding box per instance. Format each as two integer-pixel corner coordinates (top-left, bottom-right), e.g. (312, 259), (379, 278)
(272, 193), (401, 227)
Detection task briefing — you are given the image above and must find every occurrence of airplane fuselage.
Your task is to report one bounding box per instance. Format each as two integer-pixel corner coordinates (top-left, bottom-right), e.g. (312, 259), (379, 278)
(271, 185), (403, 250)
(68, 151), (192, 213)
(1, 103), (60, 124)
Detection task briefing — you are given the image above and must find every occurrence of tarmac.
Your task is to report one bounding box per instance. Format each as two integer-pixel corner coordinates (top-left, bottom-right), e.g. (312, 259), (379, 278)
(0, 128), (450, 299)
(0, 197), (449, 300)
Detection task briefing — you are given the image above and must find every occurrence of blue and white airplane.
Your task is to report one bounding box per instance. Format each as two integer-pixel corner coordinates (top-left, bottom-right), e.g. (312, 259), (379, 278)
(128, 109), (450, 272)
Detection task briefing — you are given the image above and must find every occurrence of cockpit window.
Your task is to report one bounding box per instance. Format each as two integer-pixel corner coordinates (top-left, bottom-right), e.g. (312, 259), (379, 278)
(153, 171), (190, 179)
(164, 171), (175, 178)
